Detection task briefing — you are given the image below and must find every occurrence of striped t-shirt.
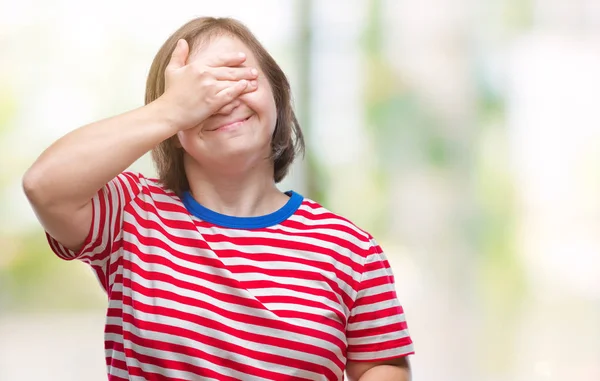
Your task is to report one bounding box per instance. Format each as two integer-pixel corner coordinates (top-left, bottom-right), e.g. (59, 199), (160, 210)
(46, 172), (414, 380)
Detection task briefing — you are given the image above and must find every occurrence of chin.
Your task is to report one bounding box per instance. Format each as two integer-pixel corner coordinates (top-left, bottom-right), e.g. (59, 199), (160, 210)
(221, 139), (271, 160)
(187, 138), (272, 168)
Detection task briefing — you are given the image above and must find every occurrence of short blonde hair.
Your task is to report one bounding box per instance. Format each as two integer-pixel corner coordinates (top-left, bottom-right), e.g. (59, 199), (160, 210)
(145, 17), (305, 195)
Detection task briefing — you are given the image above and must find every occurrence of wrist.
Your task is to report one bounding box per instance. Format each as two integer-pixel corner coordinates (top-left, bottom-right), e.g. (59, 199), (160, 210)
(148, 96), (188, 134)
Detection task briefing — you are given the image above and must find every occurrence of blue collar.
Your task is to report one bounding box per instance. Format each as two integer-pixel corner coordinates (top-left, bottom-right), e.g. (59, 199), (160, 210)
(181, 191), (304, 229)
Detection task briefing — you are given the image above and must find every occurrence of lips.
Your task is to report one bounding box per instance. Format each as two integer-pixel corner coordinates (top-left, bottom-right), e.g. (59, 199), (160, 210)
(209, 116), (251, 132)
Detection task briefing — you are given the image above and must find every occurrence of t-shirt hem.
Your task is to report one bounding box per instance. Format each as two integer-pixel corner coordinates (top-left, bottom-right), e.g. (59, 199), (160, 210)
(346, 342), (415, 362)
(44, 199), (97, 261)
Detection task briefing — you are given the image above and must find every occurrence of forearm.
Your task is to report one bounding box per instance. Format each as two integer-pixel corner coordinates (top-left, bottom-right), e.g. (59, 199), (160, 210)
(358, 365), (411, 381)
(23, 98), (178, 207)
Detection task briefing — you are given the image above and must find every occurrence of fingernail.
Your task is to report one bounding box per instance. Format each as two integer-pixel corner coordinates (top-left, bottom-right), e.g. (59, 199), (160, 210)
(238, 52), (246, 58)
(250, 68), (258, 76)
(250, 80), (257, 87)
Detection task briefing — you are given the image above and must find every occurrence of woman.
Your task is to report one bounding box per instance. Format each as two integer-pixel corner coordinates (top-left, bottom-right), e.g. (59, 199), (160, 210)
(23, 17), (414, 381)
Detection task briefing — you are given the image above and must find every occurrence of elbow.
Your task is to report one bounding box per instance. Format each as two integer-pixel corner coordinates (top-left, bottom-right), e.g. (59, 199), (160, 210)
(23, 165), (91, 213)
(22, 166), (52, 207)
(22, 167), (43, 204)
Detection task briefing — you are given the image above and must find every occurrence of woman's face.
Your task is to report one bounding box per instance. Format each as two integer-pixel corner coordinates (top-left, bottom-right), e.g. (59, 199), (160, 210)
(177, 35), (277, 173)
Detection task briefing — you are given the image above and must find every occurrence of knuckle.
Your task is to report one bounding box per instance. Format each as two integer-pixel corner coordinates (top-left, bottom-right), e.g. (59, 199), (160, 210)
(228, 68), (237, 80)
(193, 64), (208, 77)
(199, 75), (215, 88)
(223, 89), (235, 100)
(205, 96), (217, 107)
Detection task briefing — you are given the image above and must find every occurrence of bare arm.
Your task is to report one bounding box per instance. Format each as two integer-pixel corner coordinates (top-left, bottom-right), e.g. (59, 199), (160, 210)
(22, 101), (180, 250)
(23, 39), (257, 251)
(346, 357), (411, 381)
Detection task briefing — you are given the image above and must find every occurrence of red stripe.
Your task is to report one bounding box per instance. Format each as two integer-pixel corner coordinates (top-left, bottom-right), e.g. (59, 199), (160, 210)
(105, 339), (124, 353)
(121, 322), (322, 381)
(209, 246), (358, 288)
(122, 237), (350, 304)
(127, 362), (226, 381)
(271, 309), (347, 331)
(122, 215), (210, 249)
(204, 234), (363, 274)
(346, 320), (409, 338)
(42, 173), (413, 380)
(349, 306), (404, 324)
(291, 208), (371, 237)
(120, 271), (347, 353)
(348, 336), (414, 353)
(120, 302), (341, 379)
(237, 279), (343, 305)
(107, 358), (128, 379)
(108, 375), (129, 381)
(358, 273), (394, 291)
(353, 290), (398, 308)
(256, 294), (346, 323)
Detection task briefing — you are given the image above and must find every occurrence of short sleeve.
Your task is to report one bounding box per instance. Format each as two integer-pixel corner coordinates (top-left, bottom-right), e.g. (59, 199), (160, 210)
(346, 239), (414, 362)
(46, 172), (142, 282)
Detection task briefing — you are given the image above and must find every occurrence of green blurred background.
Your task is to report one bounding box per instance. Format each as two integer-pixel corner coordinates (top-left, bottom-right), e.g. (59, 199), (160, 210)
(1, 0), (599, 380)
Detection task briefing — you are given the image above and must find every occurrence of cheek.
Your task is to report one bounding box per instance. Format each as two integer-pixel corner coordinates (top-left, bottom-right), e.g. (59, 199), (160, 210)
(240, 89), (277, 123)
(176, 129), (198, 150)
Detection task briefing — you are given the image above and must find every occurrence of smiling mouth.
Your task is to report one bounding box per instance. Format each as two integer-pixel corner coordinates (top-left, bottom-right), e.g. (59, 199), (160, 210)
(210, 116), (252, 132)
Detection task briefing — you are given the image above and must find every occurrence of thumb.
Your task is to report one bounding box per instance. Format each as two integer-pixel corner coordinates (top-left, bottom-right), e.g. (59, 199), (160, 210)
(167, 39), (189, 70)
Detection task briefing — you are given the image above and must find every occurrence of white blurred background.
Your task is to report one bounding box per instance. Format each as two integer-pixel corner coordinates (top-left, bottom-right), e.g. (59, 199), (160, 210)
(1, 0), (599, 380)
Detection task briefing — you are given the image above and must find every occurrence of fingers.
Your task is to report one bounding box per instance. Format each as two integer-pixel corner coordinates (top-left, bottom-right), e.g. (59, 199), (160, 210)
(167, 39), (189, 70)
(210, 66), (258, 82)
(207, 52), (248, 68)
(214, 79), (258, 94)
(215, 100), (242, 115)
(217, 80), (252, 103)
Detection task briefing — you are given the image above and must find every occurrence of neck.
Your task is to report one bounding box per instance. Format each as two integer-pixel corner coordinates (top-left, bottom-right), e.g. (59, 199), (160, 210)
(184, 156), (288, 217)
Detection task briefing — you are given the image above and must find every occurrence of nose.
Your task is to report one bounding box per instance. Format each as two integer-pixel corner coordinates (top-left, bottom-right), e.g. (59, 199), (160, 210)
(214, 100), (241, 115)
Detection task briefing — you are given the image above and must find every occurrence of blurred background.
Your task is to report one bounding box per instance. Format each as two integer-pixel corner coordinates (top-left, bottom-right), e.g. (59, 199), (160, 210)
(1, 0), (599, 380)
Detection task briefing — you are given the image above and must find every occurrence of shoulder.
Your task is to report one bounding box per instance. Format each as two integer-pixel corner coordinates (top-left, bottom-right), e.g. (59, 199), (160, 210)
(294, 196), (378, 258)
(114, 171), (179, 204)
(119, 171), (174, 194)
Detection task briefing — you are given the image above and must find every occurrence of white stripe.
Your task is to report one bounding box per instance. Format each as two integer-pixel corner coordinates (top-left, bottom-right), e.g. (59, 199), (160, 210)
(347, 313), (407, 332)
(288, 215), (370, 239)
(121, 306), (340, 380)
(142, 189), (184, 206)
(120, 333), (228, 381)
(200, 227), (369, 264)
(123, 273), (345, 362)
(249, 286), (345, 313)
(348, 329), (411, 346)
(79, 188), (111, 264)
(122, 279), (346, 368)
(293, 204), (371, 236)
(108, 364), (130, 380)
(129, 200), (193, 228)
(351, 295), (401, 315)
(51, 174), (414, 380)
(125, 232), (350, 302)
(107, 254), (123, 287)
(360, 267), (393, 282)
(128, 200), (365, 280)
(208, 240), (362, 281)
(120, 286), (344, 344)
(263, 302), (342, 320)
(347, 343), (414, 361)
(122, 226), (357, 305)
(219, 255), (340, 277)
